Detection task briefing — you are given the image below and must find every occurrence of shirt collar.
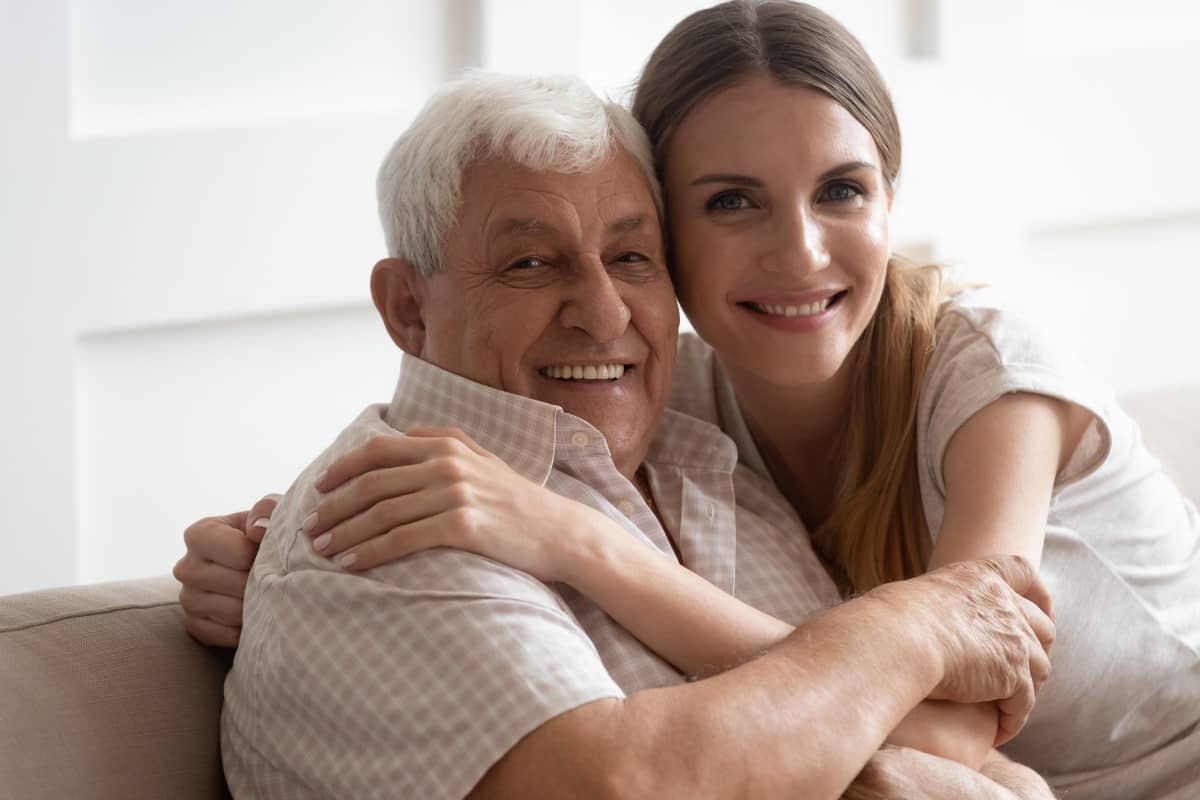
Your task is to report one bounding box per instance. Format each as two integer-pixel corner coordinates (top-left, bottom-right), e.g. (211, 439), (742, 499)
(384, 353), (559, 486)
(667, 333), (770, 478)
(386, 351), (736, 483)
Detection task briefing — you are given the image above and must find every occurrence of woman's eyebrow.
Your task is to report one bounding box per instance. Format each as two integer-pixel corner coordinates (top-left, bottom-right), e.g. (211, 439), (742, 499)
(689, 161), (876, 187)
(689, 173), (763, 187)
(819, 160), (877, 180)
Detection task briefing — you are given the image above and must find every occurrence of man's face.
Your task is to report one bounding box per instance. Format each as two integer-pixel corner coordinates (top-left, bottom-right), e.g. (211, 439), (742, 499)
(403, 149), (678, 477)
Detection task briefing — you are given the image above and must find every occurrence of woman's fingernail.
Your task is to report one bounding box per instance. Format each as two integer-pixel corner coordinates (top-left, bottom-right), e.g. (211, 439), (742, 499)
(251, 517), (271, 531)
(335, 552), (357, 569)
(301, 511), (318, 533)
(315, 469), (328, 490)
(313, 533), (332, 553)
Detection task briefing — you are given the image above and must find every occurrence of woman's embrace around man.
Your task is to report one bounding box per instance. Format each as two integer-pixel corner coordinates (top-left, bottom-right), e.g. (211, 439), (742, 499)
(175, 2), (1200, 797)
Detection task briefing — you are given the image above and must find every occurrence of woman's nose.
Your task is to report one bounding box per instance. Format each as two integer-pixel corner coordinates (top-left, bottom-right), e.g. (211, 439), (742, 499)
(758, 205), (831, 275)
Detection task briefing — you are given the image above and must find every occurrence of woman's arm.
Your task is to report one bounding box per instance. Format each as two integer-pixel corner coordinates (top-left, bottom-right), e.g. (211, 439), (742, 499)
(931, 391), (1092, 572)
(891, 390), (1090, 761)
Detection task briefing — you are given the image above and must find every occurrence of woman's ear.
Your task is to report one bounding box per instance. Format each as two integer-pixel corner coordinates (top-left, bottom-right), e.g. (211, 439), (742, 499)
(371, 258), (426, 356)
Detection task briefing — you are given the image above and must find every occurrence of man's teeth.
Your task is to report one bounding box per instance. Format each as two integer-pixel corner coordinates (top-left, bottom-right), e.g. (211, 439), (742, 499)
(752, 298), (831, 317)
(539, 364), (626, 380)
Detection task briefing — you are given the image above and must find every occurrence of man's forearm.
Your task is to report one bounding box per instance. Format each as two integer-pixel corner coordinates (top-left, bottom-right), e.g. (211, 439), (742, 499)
(607, 594), (943, 799)
(474, 557), (1050, 800)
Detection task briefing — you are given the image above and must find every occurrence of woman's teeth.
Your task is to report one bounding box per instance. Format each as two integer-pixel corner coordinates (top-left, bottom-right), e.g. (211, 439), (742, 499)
(752, 298), (831, 317)
(539, 364), (626, 381)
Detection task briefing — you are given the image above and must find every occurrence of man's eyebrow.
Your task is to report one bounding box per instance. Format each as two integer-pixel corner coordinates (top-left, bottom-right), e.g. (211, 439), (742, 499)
(608, 213), (651, 234)
(688, 161), (878, 187)
(494, 218), (559, 238)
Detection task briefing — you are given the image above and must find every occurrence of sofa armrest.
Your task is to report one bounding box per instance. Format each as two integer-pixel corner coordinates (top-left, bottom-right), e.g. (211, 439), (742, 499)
(0, 575), (232, 800)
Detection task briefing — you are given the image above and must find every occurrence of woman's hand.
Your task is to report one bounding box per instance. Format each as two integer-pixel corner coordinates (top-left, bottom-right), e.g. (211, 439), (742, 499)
(173, 494), (278, 647)
(305, 428), (596, 583)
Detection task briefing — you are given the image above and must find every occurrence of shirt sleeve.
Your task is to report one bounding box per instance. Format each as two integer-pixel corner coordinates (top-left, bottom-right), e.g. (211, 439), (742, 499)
(222, 547), (624, 800)
(918, 289), (1115, 502)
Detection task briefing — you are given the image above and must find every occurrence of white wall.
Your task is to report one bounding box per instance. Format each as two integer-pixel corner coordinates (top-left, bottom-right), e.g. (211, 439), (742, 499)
(2, 0), (1198, 594)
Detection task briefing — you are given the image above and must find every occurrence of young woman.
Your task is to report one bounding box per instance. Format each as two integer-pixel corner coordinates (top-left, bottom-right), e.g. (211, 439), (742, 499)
(181, 2), (1200, 795)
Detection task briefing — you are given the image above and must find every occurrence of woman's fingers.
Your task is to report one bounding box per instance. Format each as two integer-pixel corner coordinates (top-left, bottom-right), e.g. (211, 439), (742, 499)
(179, 585), (245, 628)
(244, 494), (282, 544)
(316, 433), (469, 493)
(309, 464), (427, 539)
(183, 614), (242, 649)
(176, 557), (253, 599)
(407, 427), (493, 459)
(314, 484), (461, 558)
(338, 512), (468, 572)
(182, 514), (258, 572)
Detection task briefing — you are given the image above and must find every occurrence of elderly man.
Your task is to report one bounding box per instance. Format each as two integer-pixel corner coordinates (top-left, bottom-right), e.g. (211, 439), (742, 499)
(193, 73), (1052, 799)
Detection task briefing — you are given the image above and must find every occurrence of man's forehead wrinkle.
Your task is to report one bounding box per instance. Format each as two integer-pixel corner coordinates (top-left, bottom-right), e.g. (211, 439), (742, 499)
(480, 187), (585, 241)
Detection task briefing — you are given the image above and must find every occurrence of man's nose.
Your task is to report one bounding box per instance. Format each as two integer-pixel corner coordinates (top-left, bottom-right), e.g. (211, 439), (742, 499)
(559, 260), (632, 342)
(758, 203), (831, 275)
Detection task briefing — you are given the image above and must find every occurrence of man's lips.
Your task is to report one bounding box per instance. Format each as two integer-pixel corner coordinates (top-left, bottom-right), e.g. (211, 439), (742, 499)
(537, 361), (633, 381)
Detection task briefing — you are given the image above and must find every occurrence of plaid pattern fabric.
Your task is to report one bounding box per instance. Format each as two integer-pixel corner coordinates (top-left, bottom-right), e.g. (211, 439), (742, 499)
(222, 345), (838, 799)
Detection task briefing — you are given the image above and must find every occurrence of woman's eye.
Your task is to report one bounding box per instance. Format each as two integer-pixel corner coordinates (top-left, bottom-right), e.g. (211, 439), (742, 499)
(708, 192), (751, 212)
(822, 182), (863, 203)
(615, 251), (647, 264)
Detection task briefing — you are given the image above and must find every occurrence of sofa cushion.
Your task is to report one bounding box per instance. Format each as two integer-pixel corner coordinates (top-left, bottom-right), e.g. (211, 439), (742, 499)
(0, 576), (232, 800)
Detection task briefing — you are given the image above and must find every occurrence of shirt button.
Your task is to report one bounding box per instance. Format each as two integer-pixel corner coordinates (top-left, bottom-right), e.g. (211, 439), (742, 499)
(706, 504), (716, 521)
(617, 500), (636, 516)
(570, 431), (590, 448)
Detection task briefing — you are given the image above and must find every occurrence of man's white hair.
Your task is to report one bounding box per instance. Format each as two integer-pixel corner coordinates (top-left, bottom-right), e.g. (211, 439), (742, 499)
(377, 71), (663, 277)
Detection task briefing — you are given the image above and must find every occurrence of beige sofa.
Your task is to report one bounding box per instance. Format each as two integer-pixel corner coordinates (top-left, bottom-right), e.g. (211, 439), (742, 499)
(2, 386), (1197, 800)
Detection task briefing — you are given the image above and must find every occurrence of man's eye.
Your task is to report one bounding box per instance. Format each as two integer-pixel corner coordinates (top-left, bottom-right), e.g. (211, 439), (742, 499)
(615, 252), (647, 264)
(708, 192), (751, 212)
(821, 182), (863, 202)
(509, 256), (546, 270)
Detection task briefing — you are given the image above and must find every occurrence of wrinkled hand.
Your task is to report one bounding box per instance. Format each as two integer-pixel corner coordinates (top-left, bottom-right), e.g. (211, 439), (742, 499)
(843, 746), (1025, 800)
(869, 556), (1055, 746)
(173, 494), (278, 647)
(304, 428), (584, 581)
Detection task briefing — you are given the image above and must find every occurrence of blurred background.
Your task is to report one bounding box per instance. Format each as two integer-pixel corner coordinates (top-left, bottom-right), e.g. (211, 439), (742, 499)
(2, 0), (1198, 595)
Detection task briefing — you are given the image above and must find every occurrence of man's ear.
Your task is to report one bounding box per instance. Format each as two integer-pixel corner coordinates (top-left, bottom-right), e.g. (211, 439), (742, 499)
(371, 258), (427, 356)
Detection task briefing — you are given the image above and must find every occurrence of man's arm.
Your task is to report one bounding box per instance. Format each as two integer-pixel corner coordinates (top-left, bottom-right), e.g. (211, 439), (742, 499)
(842, 745), (1054, 800)
(469, 558), (1053, 800)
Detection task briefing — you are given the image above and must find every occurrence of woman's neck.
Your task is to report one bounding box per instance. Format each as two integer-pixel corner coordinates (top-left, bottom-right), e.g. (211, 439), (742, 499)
(719, 353), (855, 531)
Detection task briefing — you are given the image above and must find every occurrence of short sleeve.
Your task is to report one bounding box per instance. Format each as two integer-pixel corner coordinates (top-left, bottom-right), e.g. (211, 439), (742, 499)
(222, 549), (623, 800)
(918, 289), (1115, 501)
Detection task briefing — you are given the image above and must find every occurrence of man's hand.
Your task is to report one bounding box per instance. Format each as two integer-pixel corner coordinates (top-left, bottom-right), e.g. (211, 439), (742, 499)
(869, 555), (1055, 745)
(173, 494), (278, 647)
(843, 745), (1054, 800)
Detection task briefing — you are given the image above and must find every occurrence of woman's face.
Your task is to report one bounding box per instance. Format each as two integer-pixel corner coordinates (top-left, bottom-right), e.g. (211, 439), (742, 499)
(664, 73), (893, 388)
